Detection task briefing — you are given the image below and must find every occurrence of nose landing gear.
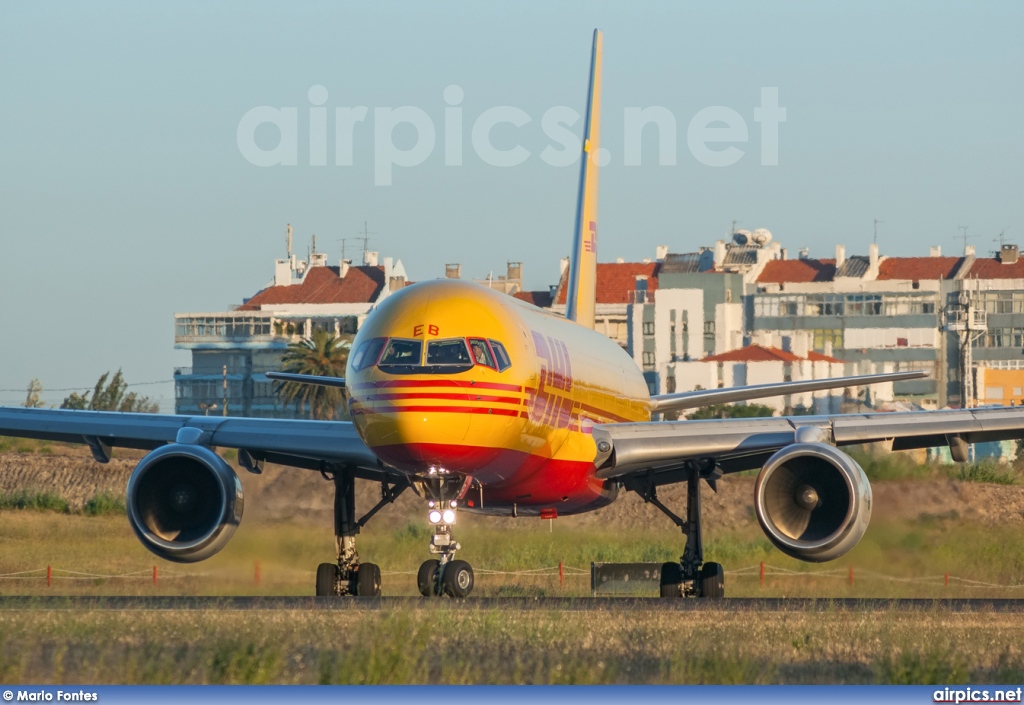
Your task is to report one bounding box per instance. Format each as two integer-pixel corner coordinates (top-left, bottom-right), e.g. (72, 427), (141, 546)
(416, 474), (475, 597)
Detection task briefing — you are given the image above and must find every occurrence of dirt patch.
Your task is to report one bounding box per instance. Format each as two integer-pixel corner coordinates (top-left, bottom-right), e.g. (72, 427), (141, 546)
(4, 450), (1024, 529)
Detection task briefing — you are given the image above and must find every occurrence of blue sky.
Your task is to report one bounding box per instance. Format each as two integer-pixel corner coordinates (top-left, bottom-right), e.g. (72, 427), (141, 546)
(1, 1), (1022, 409)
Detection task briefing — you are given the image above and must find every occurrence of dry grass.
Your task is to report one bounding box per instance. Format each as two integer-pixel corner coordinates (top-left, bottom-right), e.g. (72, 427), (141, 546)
(1, 606), (1022, 684)
(4, 503), (1024, 683)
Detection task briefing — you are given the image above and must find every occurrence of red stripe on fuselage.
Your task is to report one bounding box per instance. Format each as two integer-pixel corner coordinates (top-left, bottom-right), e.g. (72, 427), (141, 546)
(370, 405), (522, 417)
(351, 380), (523, 392)
(365, 392), (523, 405)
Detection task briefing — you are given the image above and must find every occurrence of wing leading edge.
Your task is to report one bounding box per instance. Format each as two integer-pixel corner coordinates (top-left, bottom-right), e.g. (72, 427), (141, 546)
(593, 405), (1024, 480)
(650, 370), (927, 414)
(0, 406), (388, 479)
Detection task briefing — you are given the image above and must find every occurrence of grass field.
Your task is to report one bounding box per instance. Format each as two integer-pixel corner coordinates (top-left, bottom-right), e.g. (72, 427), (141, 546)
(2, 604), (1023, 684)
(2, 505), (1024, 598)
(4, 451), (1024, 684)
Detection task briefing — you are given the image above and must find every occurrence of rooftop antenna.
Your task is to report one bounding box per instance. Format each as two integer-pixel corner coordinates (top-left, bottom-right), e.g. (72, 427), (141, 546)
(955, 225), (976, 254)
(339, 237), (351, 262)
(873, 219), (884, 245)
(356, 220), (378, 259)
(730, 219), (740, 234)
(286, 223), (293, 258)
(995, 226), (1012, 249)
(311, 234), (317, 255)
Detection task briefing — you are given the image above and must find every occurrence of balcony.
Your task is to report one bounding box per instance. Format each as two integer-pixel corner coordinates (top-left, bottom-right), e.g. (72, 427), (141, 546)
(943, 307), (987, 332)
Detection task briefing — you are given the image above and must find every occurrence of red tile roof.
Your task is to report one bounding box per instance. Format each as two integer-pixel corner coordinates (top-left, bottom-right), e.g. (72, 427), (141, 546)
(703, 344), (843, 364)
(238, 265), (385, 310)
(965, 256), (1024, 279)
(554, 262), (659, 305)
(876, 257), (964, 280)
(806, 350), (845, 363)
(757, 259), (836, 284)
(513, 290), (553, 308)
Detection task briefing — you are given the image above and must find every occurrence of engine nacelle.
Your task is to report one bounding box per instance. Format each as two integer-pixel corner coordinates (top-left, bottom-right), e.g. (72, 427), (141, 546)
(126, 444), (244, 563)
(754, 442), (871, 563)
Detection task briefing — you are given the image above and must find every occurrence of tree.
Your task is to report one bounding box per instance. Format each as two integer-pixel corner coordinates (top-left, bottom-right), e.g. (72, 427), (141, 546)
(60, 370), (159, 413)
(23, 379), (45, 408)
(275, 328), (351, 420)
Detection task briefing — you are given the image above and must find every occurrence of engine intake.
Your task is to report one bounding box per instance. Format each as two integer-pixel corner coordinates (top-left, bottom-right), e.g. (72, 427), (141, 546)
(126, 444), (244, 563)
(754, 442), (871, 563)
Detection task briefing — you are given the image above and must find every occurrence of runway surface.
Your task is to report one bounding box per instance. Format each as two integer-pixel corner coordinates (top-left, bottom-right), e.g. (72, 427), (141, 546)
(3, 596), (1024, 611)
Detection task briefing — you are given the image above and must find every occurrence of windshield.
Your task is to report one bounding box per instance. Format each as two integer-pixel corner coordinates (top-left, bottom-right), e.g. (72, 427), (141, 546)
(371, 336), (511, 375)
(351, 337), (386, 371)
(426, 339), (472, 366)
(376, 338), (423, 372)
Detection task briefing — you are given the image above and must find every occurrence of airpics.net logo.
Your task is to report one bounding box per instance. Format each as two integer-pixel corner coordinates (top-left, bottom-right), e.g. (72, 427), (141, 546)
(236, 85), (786, 185)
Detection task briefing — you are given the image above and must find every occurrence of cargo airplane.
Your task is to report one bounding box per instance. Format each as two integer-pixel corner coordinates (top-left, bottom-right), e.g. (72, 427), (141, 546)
(3, 30), (1023, 598)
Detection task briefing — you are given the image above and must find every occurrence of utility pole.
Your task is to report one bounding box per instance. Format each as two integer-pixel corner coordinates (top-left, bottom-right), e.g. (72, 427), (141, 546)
(286, 223), (293, 259)
(222, 364), (228, 417)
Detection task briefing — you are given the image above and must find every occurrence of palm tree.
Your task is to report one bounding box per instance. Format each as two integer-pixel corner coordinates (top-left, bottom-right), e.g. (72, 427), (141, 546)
(275, 328), (351, 420)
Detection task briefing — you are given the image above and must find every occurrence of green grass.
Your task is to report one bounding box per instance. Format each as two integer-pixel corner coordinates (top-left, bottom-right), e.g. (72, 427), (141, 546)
(82, 492), (126, 516)
(0, 491), (70, 513)
(949, 460), (1021, 485)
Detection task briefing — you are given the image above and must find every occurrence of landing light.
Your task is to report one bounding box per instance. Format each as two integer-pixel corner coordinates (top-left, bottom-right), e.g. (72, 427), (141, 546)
(428, 510), (442, 524)
(442, 509), (456, 524)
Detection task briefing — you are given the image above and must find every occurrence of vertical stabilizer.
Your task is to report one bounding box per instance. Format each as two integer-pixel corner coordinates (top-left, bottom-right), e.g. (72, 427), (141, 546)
(564, 29), (603, 328)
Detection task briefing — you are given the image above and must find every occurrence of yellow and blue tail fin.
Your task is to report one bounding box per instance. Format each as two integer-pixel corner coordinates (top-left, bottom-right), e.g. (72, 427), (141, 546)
(564, 29), (603, 329)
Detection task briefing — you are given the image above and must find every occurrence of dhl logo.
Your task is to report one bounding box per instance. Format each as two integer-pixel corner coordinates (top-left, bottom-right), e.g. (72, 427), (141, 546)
(528, 331), (575, 430)
(584, 220), (597, 253)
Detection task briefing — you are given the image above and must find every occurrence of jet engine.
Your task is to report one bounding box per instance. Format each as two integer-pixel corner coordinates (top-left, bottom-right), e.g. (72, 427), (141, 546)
(754, 442), (871, 562)
(126, 444), (244, 563)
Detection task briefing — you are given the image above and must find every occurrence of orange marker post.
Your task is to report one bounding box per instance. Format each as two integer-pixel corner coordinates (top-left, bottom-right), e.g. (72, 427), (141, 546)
(47, 565), (52, 587)
(759, 561), (765, 587)
(255, 560), (262, 586)
(559, 561), (564, 588)
(153, 565), (158, 586)
(848, 566), (855, 587)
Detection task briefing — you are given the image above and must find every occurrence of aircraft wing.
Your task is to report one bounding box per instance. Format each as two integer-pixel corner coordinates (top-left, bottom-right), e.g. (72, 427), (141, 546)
(0, 406), (391, 480)
(592, 406), (1024, 482)
(649, 370), (926, 414)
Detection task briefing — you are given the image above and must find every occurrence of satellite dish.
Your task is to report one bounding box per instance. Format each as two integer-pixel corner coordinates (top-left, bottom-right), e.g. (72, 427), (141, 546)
(752, 228), (773, 245)
(733, 229), (751, 246)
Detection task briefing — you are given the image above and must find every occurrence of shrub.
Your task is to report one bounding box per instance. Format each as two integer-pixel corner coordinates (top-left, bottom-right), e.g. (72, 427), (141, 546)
(0, 490), (71, 513)
(82, 492), (127, 516)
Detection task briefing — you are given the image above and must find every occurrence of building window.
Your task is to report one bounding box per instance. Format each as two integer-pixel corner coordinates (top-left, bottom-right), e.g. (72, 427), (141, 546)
(811, 329), (843, 351)
(979, 328), (1024, 348)
(643, 321), (655, 336)
(642, 352), (655, 369)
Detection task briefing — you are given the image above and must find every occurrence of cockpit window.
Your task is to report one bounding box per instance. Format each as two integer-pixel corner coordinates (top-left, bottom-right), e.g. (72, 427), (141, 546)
(377, 338), (423, 371)
(489, 340), (512, 371)
(351, 337), (386, 371)
(426, 339), (472, 366)
(468, 338), (495, 369)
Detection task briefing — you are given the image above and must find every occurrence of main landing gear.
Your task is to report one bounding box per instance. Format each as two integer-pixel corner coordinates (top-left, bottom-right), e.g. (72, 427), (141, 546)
(623, 462), (725, 599)
(315, 467), (408, 597)
(416, 472), (474, 598)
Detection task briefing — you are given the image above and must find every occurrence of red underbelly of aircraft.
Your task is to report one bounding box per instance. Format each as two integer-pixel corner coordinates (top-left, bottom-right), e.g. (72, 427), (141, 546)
(371, 442), (616, 516)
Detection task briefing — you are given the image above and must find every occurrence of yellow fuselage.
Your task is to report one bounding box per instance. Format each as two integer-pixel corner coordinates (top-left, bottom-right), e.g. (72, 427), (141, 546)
(346, 279), (651, 516)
